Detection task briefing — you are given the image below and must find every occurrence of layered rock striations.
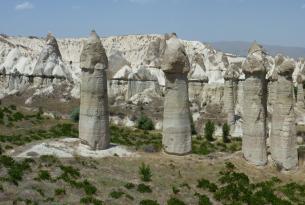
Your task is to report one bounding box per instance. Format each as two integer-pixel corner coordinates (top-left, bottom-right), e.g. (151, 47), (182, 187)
(79, 31), (110, 150)
(161, 35), (192, 155)
(223, 61), (241, 126)
(270, 54), (298, 170)
(241, 42), (268, 166)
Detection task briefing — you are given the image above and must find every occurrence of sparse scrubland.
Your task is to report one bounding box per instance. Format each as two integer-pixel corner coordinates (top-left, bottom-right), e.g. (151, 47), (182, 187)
(1, 105), (305, 204)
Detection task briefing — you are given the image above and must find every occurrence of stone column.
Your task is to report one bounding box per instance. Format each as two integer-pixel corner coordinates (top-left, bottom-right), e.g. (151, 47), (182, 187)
(79, 31), (110, 150)
(241, 42), (268, 166)
(270, 54), (298, 170)
(223, 62), (240, 126)
(161, 35), (192, 155)
(296, 74), (305, 109)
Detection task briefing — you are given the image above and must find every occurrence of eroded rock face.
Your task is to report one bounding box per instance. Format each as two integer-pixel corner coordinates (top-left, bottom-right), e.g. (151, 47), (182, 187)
(296, 72), (305, 109)
(33, 33), (71, 80)
(242, 42), (268, 166)
(79, 31), (110, 150)
(270, 54), (298, 170)
(161, 35), (192, 155)
(223, 61), (240, 126)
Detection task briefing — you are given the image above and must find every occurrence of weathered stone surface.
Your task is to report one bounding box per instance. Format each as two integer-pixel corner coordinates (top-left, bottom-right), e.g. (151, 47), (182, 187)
(242, 42), (268, 166)
(223, 61), (241, 126)
(296, 73), (305, 109)
(33, 33), (71, 80)
(80, 31), (108, 70)
(270, 54), (297, 170)
(161, 35), (192, 155)
(79, 31), (110, 150)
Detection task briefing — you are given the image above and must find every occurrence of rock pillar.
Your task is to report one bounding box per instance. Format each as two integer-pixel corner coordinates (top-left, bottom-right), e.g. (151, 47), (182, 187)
(241, 42), (268, 166)
(161, 35), (192, 155)
(270, 54), (298, 170)
(79, 31), (110, 150)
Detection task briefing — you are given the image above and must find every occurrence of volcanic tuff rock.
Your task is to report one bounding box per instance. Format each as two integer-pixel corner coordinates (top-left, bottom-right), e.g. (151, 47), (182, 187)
(79, 31), (110, 150)
(223, 61), (241, 127)
(1, 34), (305, 136)
(161, 35), (192, 155)
(270, 54), (298, 170)
(242, 42), (268, 166)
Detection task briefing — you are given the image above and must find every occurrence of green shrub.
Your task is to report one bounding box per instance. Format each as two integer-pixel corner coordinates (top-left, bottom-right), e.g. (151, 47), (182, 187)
(81, 180), (97, 195)
(54, 188), (66, 196)
(167, 197), (186, 205)
(204, 120), (215, 141)
(197, 178), (218, 192)
(109, 190), (125, 199)
(195, 193), (212, 205)
(12, 112), (24, 121)
(9, 105), (16, 110)
(172, 186), (180, 194)
(39, 155), (60, 167)
(190, 113), (197, 135)
(59, 165), (80, 179)
(140, 199), (160, 205)
(37, 170), (51, 181)
(70, 107), (80, 122)
(137, 183), (152, 193)
(139, 163), (152, 182)
(222, 123), (230, 143)
(124, 182), (135, 189)
(80, 196), (103, 205)
(137, 115), (154, 131)
(36, 107), (44, 120)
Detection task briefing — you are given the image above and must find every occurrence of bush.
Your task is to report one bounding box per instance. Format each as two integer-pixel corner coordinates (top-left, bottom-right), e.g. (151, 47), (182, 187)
(110, 190), (125, 199)
(197, 178), (218, 192)
(81, 179), (97, 195)
(204, 120), (215, 141)
(70, 107), (80, 122)
(80, 196), (103, 205)
(37, 170), (51, 181)
(190, 113), (197, 135)
(54, 188), (66, 196)
(137, 115), (154, 131)
(167, 197), (186, 205)
(137, 183), (152, 193)
(140, 199), (160, 205)
(139, 163), (152, 182)
(172, 186), (180, 194)
(124, 182), (135, 189)
(196, 193), (212, 205)
(222, 123), (230, 143)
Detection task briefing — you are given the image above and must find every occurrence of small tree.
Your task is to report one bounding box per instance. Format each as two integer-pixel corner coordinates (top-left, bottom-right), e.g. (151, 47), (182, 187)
(189, 113), (197, 135)
(137, 115), (154, 131)
(204, 120), (215, 141)
(139, 163), (152, 182)
(70, 107), (80, 122)
(222, 123), (231, 143)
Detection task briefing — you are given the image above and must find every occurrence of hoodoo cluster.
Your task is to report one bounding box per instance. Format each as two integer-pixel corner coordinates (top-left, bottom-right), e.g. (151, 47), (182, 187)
(78, 31), (302, 171)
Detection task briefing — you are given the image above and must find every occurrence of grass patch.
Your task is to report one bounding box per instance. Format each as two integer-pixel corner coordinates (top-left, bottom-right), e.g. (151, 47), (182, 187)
(137, 183), (152, 193)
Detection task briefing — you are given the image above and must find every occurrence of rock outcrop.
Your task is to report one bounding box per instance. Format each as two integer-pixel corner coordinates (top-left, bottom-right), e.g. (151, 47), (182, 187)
(296, 72), (305, 109)
(161, 34), (192, 155)
(79, 31), (110, 150)
(223, 61), (240, 126)
(33, 33), (72, 80)
(241, 42), (268, 166)
(270, 54), (298, 170)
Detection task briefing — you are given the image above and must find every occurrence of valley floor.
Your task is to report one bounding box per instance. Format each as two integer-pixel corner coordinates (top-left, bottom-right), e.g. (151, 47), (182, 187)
(1, 105), (305, 205)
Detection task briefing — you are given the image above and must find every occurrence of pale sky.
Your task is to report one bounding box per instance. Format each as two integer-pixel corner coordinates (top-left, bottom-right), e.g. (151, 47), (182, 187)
(1, 0), (305, 47)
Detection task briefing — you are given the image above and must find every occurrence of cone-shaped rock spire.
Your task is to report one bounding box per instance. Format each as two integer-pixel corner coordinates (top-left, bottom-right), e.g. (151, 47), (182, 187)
(270, 54), (298, 170)
(79, 30), (110, 150)
(242, 41), (268, 166)
(161, 34), (192, 155)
